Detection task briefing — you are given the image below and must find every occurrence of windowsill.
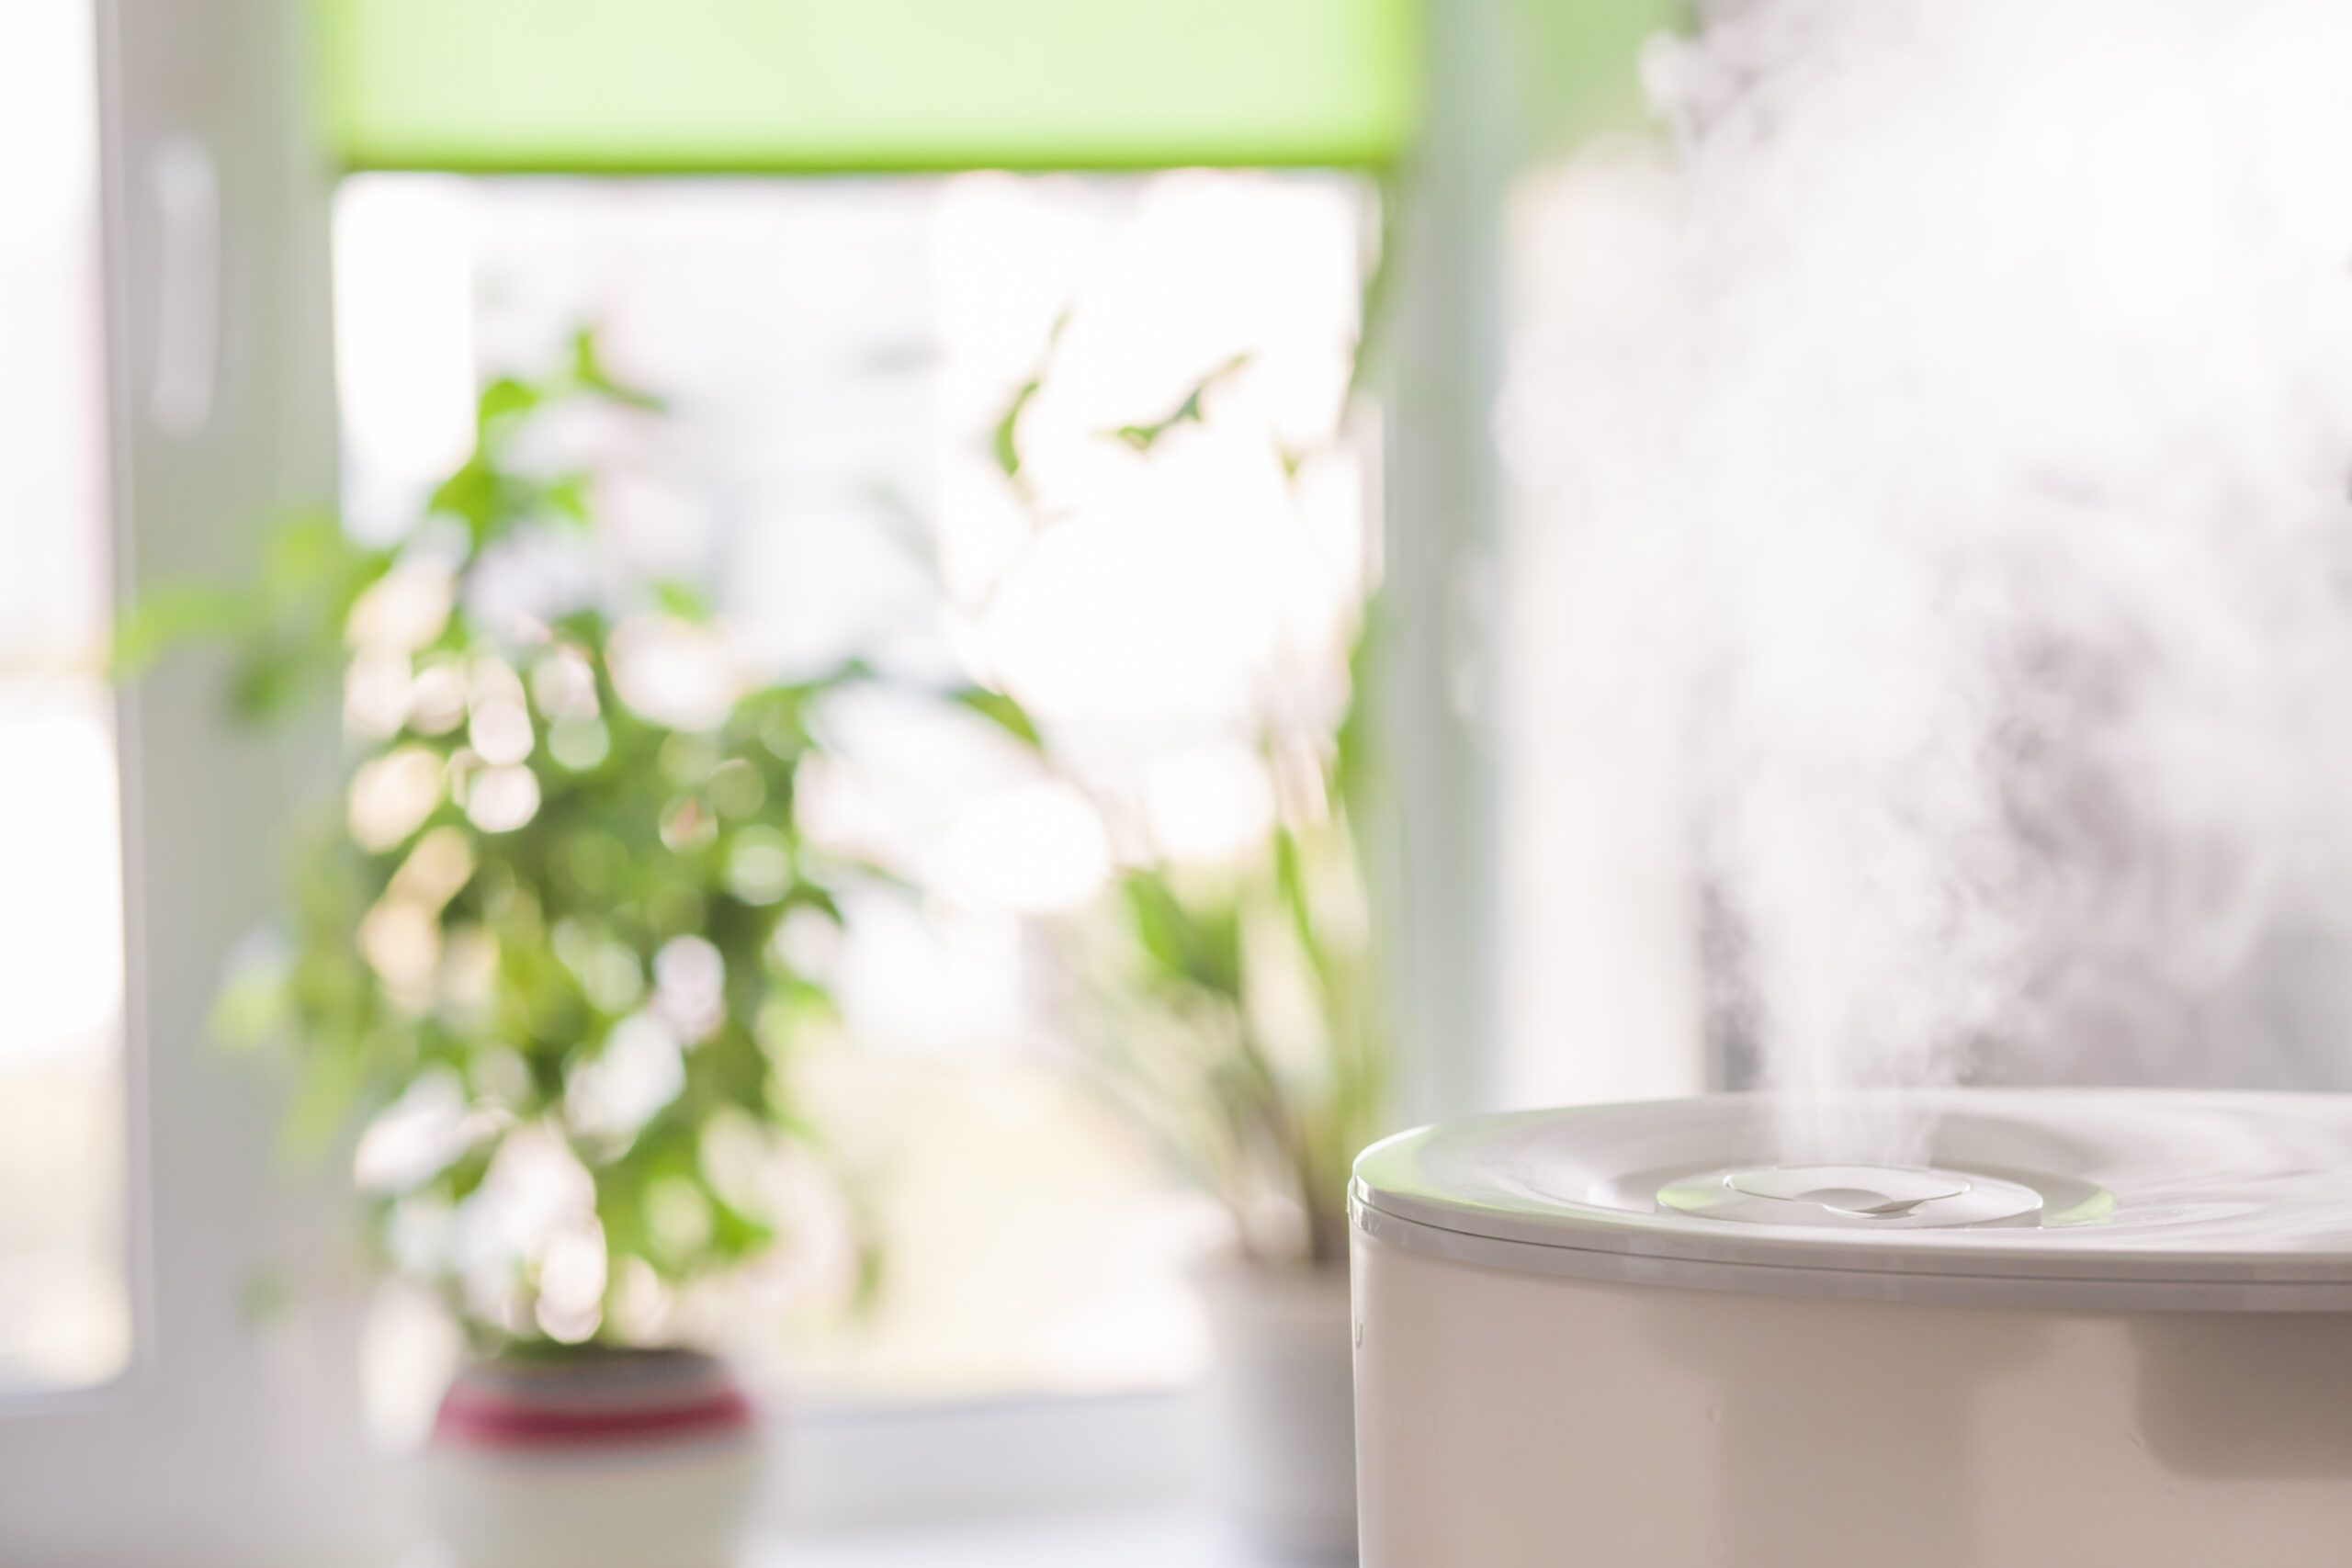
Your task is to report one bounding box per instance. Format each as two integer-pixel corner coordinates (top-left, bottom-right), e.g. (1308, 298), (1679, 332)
(761, 1505), (1329, 1567)
(401, 1505), (1336, 1568)
(761, 1393), (1350, 1563)
(394, 1393), (1355, 1566)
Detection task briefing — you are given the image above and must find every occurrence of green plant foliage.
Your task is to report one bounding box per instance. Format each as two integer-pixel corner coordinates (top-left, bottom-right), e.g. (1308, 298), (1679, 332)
(126, 333), (870, 1351)
(950, 685), (1044, 750)
(1085, 786), (1386, 1269)
(1107, 351), (1249, 451)
(999, 346), (1390, 1272)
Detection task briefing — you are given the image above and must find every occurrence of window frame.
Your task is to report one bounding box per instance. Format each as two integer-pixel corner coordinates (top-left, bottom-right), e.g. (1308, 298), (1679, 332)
(0, 0), (390, 1560)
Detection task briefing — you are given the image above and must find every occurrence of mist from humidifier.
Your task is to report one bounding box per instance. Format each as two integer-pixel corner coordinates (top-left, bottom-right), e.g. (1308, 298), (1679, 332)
(1560, 0), (2352, 1165)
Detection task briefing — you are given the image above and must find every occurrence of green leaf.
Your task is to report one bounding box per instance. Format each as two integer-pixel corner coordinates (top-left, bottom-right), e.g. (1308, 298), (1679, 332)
(1122, 872), (1241, 999)
(706, 1191), (775, 1258)
(992, 377), (1039, 480)
(1273, 825), (1316, 959)
(653, 579), (713, 622)
(108, 581), (246, 680)
(211, 938), (294, 1051)
(990, 306), (1073, 481)
(476, 375), (540, 431)
(783, 883), (844, 926)
(428, 457), (499, 544)
(543, 473), (594, 525)
(278, 1043), (368, 1161)
(567, 326), (606, 389)
(227, 639), (315, 721)
(1335, 611), (1380, 824)
(442, 1143), (497, 1204)
(259, 510), (357, 592)
(569, 327), (666, 412)
(1107, 352), (1250, 452)
(951, 685), (1042, 749)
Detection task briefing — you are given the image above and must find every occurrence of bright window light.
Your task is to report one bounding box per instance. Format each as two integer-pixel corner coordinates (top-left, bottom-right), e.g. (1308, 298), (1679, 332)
(333, 168), (1374, 1403)
(0, 0), (130, 1394)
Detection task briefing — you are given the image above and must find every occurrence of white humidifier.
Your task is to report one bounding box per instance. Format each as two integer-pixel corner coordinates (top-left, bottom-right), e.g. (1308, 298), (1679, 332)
(1350, 1089), (2352, 1567)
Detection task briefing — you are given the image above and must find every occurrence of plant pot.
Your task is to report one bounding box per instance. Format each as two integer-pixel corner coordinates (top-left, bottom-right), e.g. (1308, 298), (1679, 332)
(424, 1347), (763, 1568)
(1199, 1262), (1359, 1561)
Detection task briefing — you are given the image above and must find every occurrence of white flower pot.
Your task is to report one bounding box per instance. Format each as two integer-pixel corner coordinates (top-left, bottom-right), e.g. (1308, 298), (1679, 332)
(1200, 1262), (1360, 1561)
(423, 1348), (763, 1568)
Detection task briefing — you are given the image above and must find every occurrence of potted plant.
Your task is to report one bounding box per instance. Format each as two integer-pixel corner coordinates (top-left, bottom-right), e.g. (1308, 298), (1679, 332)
(122, 334), (865, 1567)
(973, 331), (1388, 1560)
(1073, 682), (1385, 1562)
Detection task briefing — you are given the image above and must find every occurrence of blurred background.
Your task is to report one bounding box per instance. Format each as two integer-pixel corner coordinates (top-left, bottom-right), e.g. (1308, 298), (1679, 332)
(21, 0), (2352, 1563)
(0, 4), (1699, 1562)
(83, 0), (2352, 1561)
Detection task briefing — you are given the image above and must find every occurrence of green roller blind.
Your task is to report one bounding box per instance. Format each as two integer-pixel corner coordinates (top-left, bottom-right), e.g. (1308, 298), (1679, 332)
(319, 0), (1424, 174)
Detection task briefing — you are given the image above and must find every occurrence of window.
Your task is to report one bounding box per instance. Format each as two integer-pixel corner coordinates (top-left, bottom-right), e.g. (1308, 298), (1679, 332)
(332, 169), (1375, 1407)
(0, 4), (1570, 1558)
(0, 0), (130, 1394)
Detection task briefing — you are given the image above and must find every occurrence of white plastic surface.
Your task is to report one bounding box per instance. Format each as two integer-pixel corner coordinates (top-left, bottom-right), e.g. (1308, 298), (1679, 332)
(1351, 1089), (2352, 1308)
(1351, 1225), (2352, 1568)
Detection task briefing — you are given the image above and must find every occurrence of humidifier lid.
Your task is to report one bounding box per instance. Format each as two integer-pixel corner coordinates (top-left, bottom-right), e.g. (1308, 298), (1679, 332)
(1349, 1089), (2352, 1310)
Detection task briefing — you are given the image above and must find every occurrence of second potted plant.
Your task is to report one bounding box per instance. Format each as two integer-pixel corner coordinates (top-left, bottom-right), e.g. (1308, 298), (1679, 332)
(1079, 724), (1385, 1562)
(971, 337), (1389, 1562)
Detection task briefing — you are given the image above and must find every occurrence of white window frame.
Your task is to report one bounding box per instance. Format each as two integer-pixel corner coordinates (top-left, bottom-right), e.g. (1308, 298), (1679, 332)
(0, 3), (1514, 1560)
(0, 0), (391, 1563)
(1374, 0), (1513, 1127)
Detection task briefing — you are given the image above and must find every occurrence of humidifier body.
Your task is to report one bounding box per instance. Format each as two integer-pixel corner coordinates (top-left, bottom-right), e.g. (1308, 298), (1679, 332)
(1350, 1090), (2352, 1568)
